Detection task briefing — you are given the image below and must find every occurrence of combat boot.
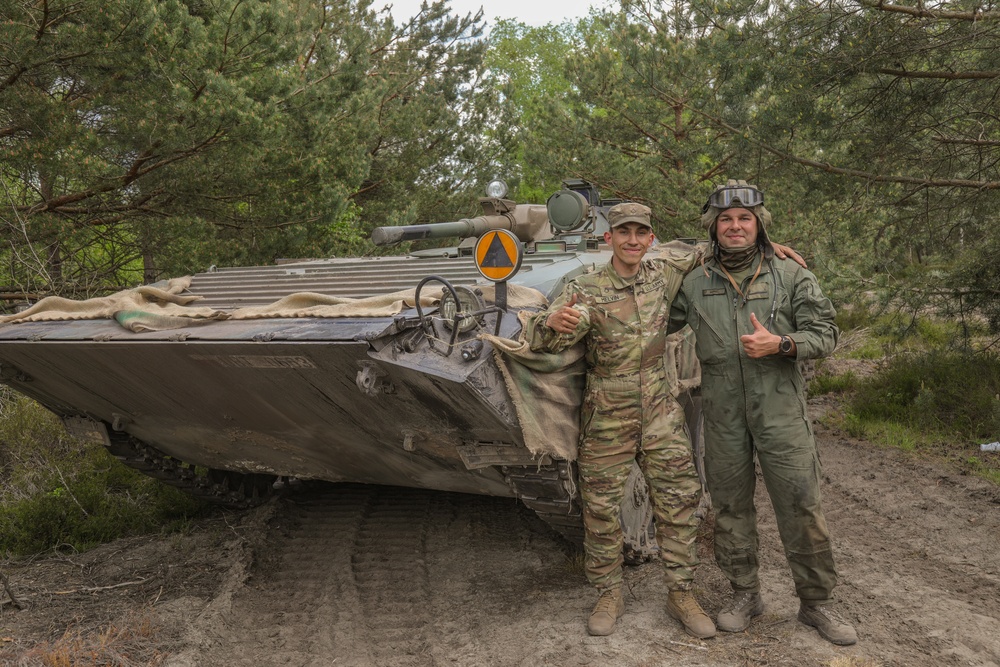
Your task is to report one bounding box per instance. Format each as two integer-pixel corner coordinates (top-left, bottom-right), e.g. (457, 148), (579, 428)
(587, 588), (625, 636)
(717, 591), (764, 632)
(666, 590), (717, 639)
(797, 602), (858, 645)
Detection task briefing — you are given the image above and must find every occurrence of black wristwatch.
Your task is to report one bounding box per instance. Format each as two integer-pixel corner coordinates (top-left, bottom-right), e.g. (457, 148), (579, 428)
(778, 335), (793, 355)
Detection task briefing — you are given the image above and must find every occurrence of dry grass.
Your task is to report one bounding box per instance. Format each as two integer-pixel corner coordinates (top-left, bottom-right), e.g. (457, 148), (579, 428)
(562, 550), (587, 576)
(5, 610), (166, 667)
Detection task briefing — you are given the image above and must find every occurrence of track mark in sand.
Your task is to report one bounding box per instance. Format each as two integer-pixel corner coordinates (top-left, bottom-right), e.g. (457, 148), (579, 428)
(240, 484), (377, 666)
(350, 486), (438, 667)
(189, 483), (536, 667)
(815, 437), (1000, 665)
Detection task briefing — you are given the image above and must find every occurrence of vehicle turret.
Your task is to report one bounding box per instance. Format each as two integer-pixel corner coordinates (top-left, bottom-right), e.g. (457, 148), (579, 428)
(371, 178), (618, 248)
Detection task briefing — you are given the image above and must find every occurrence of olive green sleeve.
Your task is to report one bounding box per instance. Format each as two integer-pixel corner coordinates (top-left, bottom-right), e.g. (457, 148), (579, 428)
(523, 284), (590, 354)
(667, 282), (691, 335)
(787, 268), (839, 360)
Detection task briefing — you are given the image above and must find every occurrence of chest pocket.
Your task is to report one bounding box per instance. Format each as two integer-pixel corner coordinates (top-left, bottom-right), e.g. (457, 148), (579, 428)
(691, 291), (729, 366)
(588, 292), (636, 337)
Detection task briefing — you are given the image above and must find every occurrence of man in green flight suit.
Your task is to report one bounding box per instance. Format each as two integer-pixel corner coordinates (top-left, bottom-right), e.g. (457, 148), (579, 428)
(668, 181), (857, 645)
(523, 201), (803, 638)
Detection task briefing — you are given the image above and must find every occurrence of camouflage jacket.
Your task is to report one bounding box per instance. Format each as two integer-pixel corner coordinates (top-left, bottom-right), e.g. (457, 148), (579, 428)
(524, 243), (701, 377)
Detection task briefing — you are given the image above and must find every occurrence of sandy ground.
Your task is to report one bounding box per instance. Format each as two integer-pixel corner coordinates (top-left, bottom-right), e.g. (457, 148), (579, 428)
(1, 396), (999, 667)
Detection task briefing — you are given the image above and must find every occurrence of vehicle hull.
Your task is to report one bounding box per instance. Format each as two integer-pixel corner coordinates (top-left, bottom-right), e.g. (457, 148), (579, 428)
(0, 316), (528, 498)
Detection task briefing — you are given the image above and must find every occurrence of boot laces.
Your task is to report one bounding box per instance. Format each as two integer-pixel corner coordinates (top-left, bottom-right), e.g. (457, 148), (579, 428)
(723, 592), (757, 615)
(811, 605), (848, 625)
(594, 590), (620, 614)
(671, 591), (704, 615)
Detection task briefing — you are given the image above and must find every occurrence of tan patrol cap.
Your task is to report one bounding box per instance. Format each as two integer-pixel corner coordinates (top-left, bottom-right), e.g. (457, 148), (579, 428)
(607, 202), (652, 229)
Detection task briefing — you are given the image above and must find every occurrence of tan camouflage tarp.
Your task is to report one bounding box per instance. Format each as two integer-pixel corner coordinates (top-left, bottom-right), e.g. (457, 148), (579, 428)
(0, 280), (549, 332)
(482, 310), (586, 461)
(0, 277), (227, 332)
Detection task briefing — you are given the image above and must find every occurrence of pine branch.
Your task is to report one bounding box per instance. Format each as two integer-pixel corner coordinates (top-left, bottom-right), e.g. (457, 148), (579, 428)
(867, 1), (1000, 21)
(875, 68), (1000, 80)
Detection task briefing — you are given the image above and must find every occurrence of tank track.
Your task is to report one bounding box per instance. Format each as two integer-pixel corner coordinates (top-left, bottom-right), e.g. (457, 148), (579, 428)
(504, 459), (661, 564)
(104, 429), (276, 509)
(503, 461), (585, 546)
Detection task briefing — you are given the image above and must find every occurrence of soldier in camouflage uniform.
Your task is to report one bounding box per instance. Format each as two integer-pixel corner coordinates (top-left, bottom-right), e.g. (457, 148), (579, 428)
(667, 181), (857, 645)
(523, 202), (716, 638)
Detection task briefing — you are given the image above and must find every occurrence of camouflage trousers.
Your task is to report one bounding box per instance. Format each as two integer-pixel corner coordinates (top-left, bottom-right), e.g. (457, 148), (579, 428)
(578, 369), (702, 593)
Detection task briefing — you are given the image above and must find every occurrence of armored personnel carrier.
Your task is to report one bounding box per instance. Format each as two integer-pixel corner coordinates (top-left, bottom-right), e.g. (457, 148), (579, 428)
(0, 179), (702, 558)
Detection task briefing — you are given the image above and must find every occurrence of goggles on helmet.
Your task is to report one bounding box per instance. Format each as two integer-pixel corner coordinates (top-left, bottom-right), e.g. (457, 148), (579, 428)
(703, 186), (764, 213)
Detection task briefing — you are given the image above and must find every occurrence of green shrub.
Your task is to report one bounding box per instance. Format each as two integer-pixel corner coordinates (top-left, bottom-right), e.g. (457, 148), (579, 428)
(835, 304), (877, 333)
(914, 318), (955, 348)
(966, 456), (1000, 486)
(848, 351), (1000, 443)
(839, 413), (922, 451)
(846, 341), (885, 360)
(837, 312), (970, 360)
(0, 390), (211, 557)
(809, 371), (859, 396)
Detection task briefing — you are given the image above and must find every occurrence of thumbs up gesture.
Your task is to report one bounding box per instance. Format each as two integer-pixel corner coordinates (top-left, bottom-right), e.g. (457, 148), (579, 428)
(740, 312), (781, 358)
(546, 293), (583, 334)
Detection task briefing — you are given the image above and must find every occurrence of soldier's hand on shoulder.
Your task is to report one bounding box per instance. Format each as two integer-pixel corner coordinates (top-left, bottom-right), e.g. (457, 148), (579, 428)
(772, 242), (808, 269)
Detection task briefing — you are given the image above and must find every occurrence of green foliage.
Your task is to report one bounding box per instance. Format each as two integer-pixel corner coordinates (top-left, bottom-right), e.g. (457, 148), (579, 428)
(484, 9), (727, 237)
(484, 20), (580, 202)
(953, 231), (1000, 336)
(845, 341), (885, 361)
(0, 448), (207, 557)
(834, 307), (874, 337)
(965, 456), (1000, 486)
(695, 0), (1000, 327)
(842, 415), (921, 453)
(914, 318), (954, 349)
(489, 0), (1000, 335)
(0, 390), (209, 557)
(848, 352), (1000, 443)
(836, 304), (975, 359)
(0, 0), (502, 293)
(808, 371), (858, 396)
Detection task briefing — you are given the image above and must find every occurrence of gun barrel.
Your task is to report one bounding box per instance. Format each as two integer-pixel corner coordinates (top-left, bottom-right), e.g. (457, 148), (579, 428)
(371, 216), (514, 247)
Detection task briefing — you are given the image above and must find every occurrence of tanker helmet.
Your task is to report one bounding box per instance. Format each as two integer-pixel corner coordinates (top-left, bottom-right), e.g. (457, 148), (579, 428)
(700, 179), (773, 246)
